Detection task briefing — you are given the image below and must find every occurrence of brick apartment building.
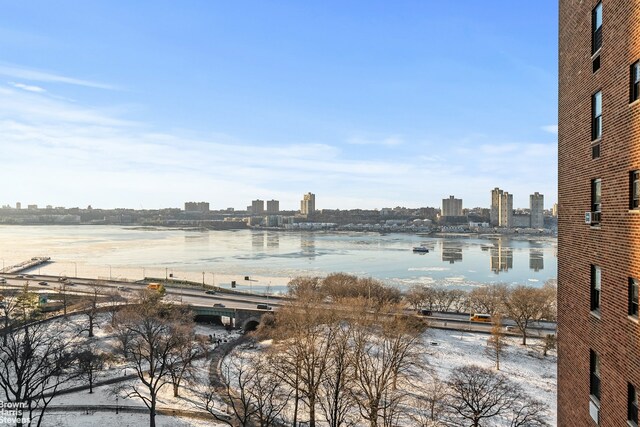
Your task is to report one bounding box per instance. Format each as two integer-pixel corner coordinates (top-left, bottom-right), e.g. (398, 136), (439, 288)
(559, 1), (640, 426)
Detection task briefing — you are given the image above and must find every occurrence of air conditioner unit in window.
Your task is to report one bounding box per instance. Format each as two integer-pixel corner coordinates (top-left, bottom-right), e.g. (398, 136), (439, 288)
(589, 399), (600, 424)
(592, 211), (601, 223)
(585, 212), (592, 224)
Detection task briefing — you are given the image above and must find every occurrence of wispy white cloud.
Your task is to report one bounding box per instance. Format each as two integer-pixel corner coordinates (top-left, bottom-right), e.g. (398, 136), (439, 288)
(347, 135), (403, 146)
(541, 125), (558, 135)
(0, 63), (117, 90)
(8, 81), (46, 93)
(0, 86), (557, 209)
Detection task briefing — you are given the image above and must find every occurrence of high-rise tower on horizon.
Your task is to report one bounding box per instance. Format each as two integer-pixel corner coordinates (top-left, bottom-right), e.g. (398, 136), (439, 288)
(530, 192), (544, 229)
(442, 195), (463, 217)
(300, 192), (315, 215)
(559, 1), (640, 426)
(490, 188), (513, 228)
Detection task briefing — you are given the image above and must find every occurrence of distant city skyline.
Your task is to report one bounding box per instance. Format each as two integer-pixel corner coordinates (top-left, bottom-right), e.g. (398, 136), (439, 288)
(6, 188), (548, 212)
(0, 2), (557, 209)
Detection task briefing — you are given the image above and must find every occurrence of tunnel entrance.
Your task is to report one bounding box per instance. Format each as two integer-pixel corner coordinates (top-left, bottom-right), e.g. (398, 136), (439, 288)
(243, 320), (260, 333)
(194, 315), (224, 326)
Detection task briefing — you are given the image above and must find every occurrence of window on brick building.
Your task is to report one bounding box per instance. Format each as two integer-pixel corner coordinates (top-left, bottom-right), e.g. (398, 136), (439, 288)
(592, 2), (602, 54)
(632, 61), (640, 103)
(632, 171), (640, 209)
(591, 265), (601, 313)
(591, 179), (602, 224)
(592, 91), (602, 140)
(630, 383), (639, 426)
(590, 350), (601, 401)
(630, 278), (639, 318)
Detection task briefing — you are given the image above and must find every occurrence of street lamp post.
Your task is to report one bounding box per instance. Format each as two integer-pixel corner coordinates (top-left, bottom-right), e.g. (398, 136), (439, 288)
(202, 271), (205, 287)
(116, 395), (119, 414)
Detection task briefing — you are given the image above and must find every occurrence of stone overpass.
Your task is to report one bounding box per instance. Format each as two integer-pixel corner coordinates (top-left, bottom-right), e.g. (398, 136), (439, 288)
(190, 305), (271, 331)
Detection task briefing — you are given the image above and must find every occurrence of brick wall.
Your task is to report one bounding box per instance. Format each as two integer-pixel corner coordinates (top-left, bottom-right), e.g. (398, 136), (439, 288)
(559, 0), (640, 426)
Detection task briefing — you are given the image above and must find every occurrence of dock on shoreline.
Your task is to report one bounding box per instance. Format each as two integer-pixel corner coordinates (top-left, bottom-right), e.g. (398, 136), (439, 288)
(1, 257), (51, 274)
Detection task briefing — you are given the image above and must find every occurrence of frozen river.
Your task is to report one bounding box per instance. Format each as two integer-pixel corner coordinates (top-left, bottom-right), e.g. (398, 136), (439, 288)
(0, 225), (556, 294)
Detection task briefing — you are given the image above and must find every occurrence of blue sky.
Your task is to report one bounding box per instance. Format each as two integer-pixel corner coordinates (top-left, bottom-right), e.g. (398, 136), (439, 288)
(0, 1), (558, 210)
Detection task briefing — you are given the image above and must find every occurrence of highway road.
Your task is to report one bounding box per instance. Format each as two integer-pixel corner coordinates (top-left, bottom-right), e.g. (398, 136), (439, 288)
(0, 272), (283, 312)
(0, 272), (556, 336)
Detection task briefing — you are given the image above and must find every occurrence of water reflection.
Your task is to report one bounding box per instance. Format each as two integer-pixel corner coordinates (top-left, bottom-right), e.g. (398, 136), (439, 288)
(490, 240), (513, 274)
(267, 232), (279, 249)
(301, 233), (316, 259)
(529, 249), (544, 272)
(252, 232), (265, 249)
(441, 241), (463, 264)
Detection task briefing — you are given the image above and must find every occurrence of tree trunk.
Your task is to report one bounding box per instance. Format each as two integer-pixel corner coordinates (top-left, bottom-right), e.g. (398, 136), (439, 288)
(150, 395), (156, 427)
(88, 316), (94, 338)
(293, 386), (299, 427)
(173, 381), (179, 397)
(309, 395), (316, 427)
(89, 374), (93, 393)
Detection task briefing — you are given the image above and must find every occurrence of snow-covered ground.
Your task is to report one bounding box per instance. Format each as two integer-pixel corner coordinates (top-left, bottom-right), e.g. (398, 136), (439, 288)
(37, 315), (240, 427)
(424, 328), (557, 425)
(225, 328), (557, 427)
(32, 313), (557, 426)
(43, 410), (220, 427)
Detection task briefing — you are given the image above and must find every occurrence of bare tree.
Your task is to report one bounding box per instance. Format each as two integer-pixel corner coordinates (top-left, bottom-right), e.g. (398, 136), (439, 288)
(349, 305), (423, 427)
(319, 325), (356, 427)
(199, 384), (233, 426)
(289, 301), (338, 427)
(432, 288), (462, 312)
(468, 284), (507, 316)
(409, 374), (447, 426)
(508, 397), (551, 427)
(250, 359), (292, 427)
(0, 320), (78, 427)
(320, 274), (401, 305)
(444, 365), (549, 427)
(57, 282), (69, 317)
(78, 287), (100, 338)
(217, 355), (258, 426)
(104, 289), (124, 327)
(501, 286), (555, 345)
(321, 273), (358, 300)
(1, 292), (22, 346)
(486, 314), (507, 370)
(76, 343), (110, 393)
(541, 334), (556, 357)
(405, 285), (429, 310)
(166, 325), (205, 397)
(288, 276), (322, 298)
(113, 292), (194, 427)
(268, 344), (303, 426)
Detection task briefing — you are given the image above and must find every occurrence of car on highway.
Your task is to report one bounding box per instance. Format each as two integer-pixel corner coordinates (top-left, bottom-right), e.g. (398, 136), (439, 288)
(205, 290), (216, 295)
(213, 303), (225, 308)
(469, 313), (492, 323)
(38, 281), (48, 286)
(59, 277), (68, 282)
(25, 275), (34, 279)
(0, 278), (6, 284)
(117, 286), (130, 292)
(256, 304), (272, 310)
(16, 275), (24, 279)
(419, 309), (433, 316)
